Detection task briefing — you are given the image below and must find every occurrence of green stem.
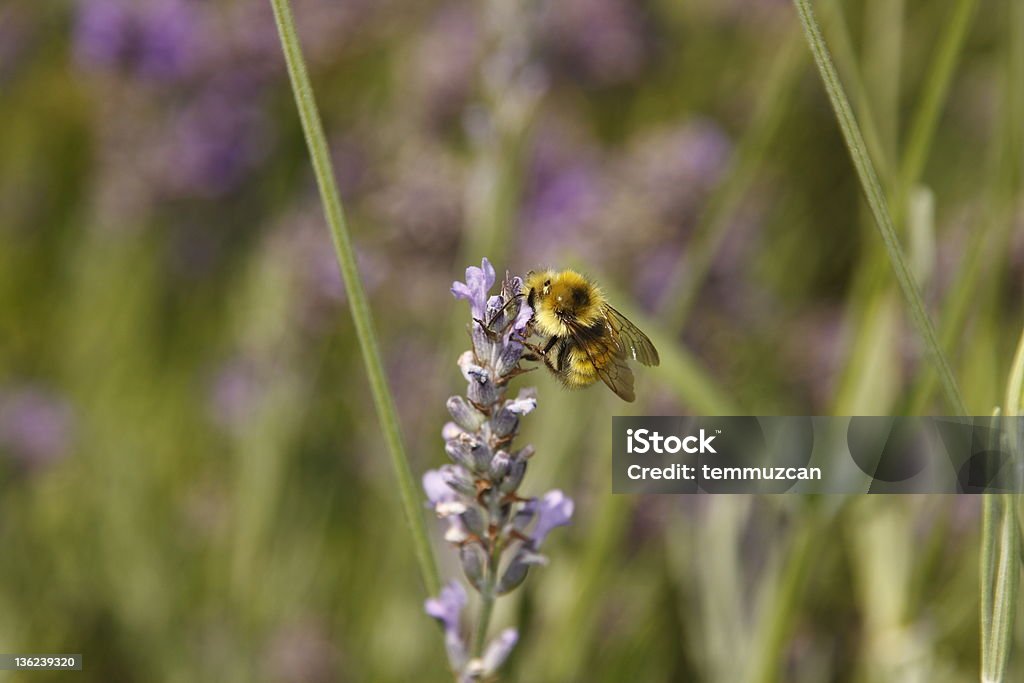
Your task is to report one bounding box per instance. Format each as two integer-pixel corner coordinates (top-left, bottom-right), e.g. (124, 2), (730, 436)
(473, 540), (502, 657)
(896, 0), (979, 200)
(981, 494), (997, 670)
(747, 516), (817, 683)
(981, 332), (1024, 681)
(269, 0), (440, 595)
(817, 0), (893, 186)
(982, 495), (1019, 682)
(474, 588), (496, 658)
(474, 597), (495, 658)
(791, 0), (967, 416)
(1007, 328), (1024, 419)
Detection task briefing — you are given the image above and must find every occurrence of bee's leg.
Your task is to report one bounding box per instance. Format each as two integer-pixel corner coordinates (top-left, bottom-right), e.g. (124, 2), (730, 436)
(472, 319), (501, 341)
(554, 339), (569, 373)
(522, 337), (557, 362)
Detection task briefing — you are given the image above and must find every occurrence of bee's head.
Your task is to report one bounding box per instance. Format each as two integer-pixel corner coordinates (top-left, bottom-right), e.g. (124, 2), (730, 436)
(524, 269), (553, 304)
(525, 269), (591, 318)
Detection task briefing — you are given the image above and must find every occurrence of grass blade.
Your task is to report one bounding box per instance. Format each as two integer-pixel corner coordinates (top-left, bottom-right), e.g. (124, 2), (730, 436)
(897, 0), (979, 199)
(791, 0), (966, 416)
(269, 0), (440, 595)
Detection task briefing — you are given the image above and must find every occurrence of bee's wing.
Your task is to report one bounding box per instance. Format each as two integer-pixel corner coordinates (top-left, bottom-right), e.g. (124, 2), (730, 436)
(605, 305), (660, 367)
(594, 350), (636, 402)
(565, 319), (637, 402)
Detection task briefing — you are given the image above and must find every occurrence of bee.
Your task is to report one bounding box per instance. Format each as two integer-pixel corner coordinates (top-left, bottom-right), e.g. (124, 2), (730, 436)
(521, 269), (659, 402)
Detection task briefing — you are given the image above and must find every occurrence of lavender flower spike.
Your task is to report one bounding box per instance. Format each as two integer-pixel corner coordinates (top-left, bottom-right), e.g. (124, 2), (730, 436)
(424, 261), (574, 681)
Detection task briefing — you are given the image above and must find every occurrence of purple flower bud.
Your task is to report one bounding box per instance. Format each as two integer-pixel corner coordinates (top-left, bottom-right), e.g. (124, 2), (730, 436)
(496, 547), (547, 595)
(480, 629), (519, 674)
(440, 464), (477, 498)
(461, 507), (486, 537)
(425, 580), (467, 630)
(458, 351), (500, 404)
(471, 323), (494, 360)
(451, 257), (496, 321)
(471, 439), (494, 473)
(485, 295), (507, 329)
(457, 351), (487, 382)
(442, 421), (466, 441)
(494, 339), (525, 378)
(497, 556), (529, 595)
(423, 469), (469, 525)
(498, 458), (527, 494)
(459, 544), (486, 591)
(489, 450), (511, 481)
(516, 445), (536, 460)
(512, 500), (536, 530)
(466, 372), (500, 407)
(506, 388), (537, 416)
(423, 469), (452, 505)
(445, 437), (478, 472)
(425, 581), (469, 671)
(491, 389), (540, 438)
(513, 300), (533, 334)
(490, 409), (519, 439)
(447, 396), (485, 432)
(532, 490), (574, 546)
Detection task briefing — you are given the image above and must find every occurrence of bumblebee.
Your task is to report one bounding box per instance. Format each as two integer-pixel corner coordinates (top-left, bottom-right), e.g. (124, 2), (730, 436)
(521, 269), (659, 402)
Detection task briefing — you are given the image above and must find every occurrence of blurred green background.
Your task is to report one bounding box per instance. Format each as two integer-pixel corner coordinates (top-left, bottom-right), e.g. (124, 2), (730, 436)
(1, 0), (1022, 680)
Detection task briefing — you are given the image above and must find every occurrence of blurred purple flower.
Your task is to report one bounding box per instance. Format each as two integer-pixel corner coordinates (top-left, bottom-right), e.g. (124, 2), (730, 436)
(414, 4), (481, 128)
(0, 387), (74, 469)
(424, 469), (457, 506)
(73, 0), (201, 81)
(479, 628), (518, 674)
(520, 127), (606, 259)
(265, 618), (339, 683)
(159, 75), (270, 198)
(451, 258), (496, 321)
(208, 358), (262, 432)
(629, 119), (733, 226)
(531, 489), (574, 547)
(525, 162), (603, 238)
(541, 0), (649, 86)
(425, 579), (468, 631)
(370, 145), (464, 256)
(425, 580), (469, 671)
(0, 6), (33, 84)
(633, 244), (683, 310)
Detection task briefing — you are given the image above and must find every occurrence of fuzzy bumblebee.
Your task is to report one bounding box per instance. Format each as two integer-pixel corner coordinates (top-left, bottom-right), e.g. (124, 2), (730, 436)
(521, 269), (659, 402)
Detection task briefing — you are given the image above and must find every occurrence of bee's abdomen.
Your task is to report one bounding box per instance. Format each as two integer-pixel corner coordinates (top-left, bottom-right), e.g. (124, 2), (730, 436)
(560, 338), (613, 389)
